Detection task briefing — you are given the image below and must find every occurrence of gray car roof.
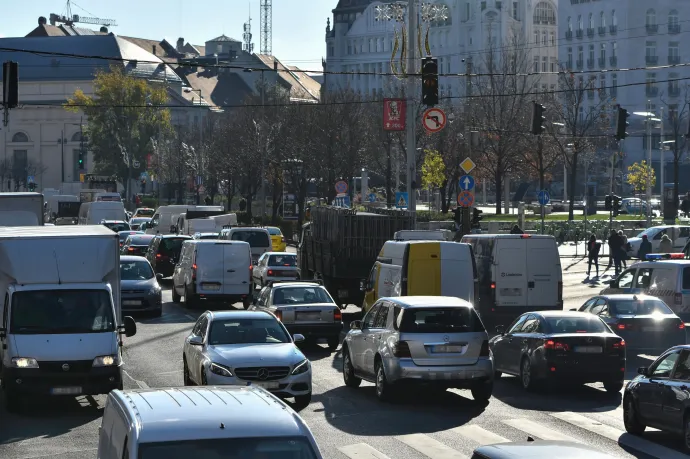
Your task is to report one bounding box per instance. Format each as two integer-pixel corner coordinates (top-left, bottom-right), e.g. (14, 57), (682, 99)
(474, 440), (616, 458)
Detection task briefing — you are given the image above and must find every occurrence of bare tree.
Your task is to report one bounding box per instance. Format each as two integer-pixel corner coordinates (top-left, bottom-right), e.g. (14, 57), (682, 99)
(661, 85), (690, 206)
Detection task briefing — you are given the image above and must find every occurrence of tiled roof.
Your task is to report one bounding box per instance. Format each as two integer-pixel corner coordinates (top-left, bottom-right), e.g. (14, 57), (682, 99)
(119, 36), (168, 59)
(183, 68), (253, 108)
(255, 54), (320, 102)
(334, 0), (374, 12)
(26, 24), (69, 37)
(207, 34), (240, 43)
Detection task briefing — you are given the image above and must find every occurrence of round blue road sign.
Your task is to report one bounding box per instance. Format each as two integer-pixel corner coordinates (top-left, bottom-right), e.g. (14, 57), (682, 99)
(538, 190), (550, 206)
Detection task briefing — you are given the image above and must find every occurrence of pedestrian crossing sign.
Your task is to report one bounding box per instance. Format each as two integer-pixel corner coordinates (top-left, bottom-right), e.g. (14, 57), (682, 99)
(395, 191), (408, 209)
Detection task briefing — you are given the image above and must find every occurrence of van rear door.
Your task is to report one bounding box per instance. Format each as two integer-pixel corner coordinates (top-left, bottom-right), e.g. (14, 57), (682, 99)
(406, 242), (441, 296)
(495, 238), (527, 307)
(526, 238), (561, 307)
(195, 243), (223, 293)
(440, 243), (474, 303)
(223, 243), (251, 295)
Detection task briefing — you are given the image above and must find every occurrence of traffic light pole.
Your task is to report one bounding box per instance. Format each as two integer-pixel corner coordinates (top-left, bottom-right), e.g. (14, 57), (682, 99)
(405, 0), (418, 212)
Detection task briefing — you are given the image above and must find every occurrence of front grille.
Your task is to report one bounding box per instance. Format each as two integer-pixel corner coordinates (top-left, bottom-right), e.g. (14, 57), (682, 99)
(234, 366), (291, 381)
(38, 360), (93, 373)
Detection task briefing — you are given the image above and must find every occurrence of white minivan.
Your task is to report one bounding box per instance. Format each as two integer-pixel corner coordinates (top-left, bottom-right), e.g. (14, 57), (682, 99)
(218, 227), (272, 264)
(146, 205), (223, 235)
(461, 234), (563, 327)
(172, 240), (253, 308)
(78, 201), (128, 225)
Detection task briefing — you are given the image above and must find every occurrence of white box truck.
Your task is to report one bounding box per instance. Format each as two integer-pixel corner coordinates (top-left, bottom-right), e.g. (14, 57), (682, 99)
(0, 225), (136, 412)
(0, 192), (45, 226)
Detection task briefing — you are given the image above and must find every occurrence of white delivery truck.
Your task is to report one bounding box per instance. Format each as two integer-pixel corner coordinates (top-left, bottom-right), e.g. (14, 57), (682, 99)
(146, 205), (223, 235)
(0, 192), (45, 226)
(46, 194), (79, 222)
(0, 225), (137, 412)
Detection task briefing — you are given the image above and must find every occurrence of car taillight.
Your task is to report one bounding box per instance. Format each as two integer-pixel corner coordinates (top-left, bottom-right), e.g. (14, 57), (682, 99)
(491, 282), (496, 290)
(156, 253), (161, 258)
(392, 341), (411, 358)
(267, 269), (274, 276)
(679, 322), (686, 330)
(480, 340), (490, 357)
(675, 293), (683, 305)
(192, 263), (197, 280)
(612, 339), (626, 349)
(544, 340), (570, 351)
(617, 323), (626, 330)
(274, 310), (282, 321)
(128, 247), (134, 252)
(334, 309), (342, 321)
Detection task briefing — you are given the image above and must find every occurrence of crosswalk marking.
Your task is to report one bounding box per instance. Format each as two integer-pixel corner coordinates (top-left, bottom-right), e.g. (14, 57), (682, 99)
(552, 411), (688, 459)
(339, 443), (392, 459)
(451, 425), (509, 446)
(395, 434), (467, 459)
(502, 418), (580, 442)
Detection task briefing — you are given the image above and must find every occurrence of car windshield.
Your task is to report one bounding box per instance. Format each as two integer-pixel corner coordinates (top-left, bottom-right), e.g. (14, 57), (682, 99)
(546, 316), (609, 333)
(610, 299), (674, 315)
(231, 230), (270, 247)
(636, 227), (659, 238)
(131, 218), (151, 224)
(208, 318), (290, 345)
(136, 209), (155, 217)
(272, 287), (333, 305)
(121, 260), (154, 280)
(138, 437), (318, 459)
(198, 234), (218, 240)
(267, 227), (282, 236)
(268, 255), (297, 266)
(159, 238), (188, 255)
(398, 307), (486, 333)
(10, 290), (115, 334)
(119, 231), (142, 242)
(130, 235), (154, 246)
(105, 222), (130, 232)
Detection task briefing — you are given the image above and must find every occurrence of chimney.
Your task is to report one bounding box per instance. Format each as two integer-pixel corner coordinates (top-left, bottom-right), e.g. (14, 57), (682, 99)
(177, 37), (184, 52)
(38, 16), (47, 26)
(152, 45), (157, 55)
(100, 26), (108, 33)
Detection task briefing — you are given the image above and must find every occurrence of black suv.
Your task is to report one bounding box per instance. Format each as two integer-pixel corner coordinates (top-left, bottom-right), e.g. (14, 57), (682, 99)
(146, 234), (191, 277)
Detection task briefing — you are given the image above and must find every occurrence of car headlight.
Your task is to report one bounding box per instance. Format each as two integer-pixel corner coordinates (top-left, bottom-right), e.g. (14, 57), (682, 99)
(11, 357), (39, 369)
(210, 362), (234, 377)
(149, 286), (161, 296)
(93, 355), (119, 367)
(291, 359), (310, 375)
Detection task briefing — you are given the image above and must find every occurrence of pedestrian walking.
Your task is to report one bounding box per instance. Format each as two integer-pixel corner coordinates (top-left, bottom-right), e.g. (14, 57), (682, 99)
(659, 234), (673, 253)
(510, 225), (524, 235)
(587, 234), (601, 277)
(618, 230), (628, 269)
(606, 230), (619, 270)
(638, 234), (652, 260)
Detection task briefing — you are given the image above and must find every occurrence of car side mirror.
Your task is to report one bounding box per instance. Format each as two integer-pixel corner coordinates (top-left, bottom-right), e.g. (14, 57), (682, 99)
(188, 335), (203, 346)
(293, 334), (305, 343)
(638, 366), (649, 376)
(351, 320), (362, 330)
(495, 325), (505, 335)
(359, 280), (366, 291)
(611, 281), (619, 289)
(156, 273), (164, 281)
(123, 316), (137, 337)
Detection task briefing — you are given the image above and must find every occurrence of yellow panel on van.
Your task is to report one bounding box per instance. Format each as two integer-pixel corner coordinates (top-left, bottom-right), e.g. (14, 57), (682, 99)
(407, 241), (442, 296)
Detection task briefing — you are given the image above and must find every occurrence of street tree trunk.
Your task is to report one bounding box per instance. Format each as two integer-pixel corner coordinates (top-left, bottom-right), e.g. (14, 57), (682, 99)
(386, 140), (393, 208)
(494, 167), (503, 215)
(567, 150), (580, 220)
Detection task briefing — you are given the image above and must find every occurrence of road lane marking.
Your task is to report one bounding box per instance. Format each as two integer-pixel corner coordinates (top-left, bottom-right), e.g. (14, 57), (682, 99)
(552, 411), (688, 459)
(450, 425), (509, 446)
(395, 434), (466, 459)
(13, 448), (98, 459)
(502, 418), (579, 442)
(339, 443), (392, 459)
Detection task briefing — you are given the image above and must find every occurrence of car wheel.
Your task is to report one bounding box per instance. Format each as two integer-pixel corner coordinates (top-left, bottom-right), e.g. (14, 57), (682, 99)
(327, 336), (339, 352)
(471, 380), (493, 402)
(293, 392), (312, 410)
(242, 296), (251, 309)
(624, 396), (646, 436)
(375, 360), (393, 402)
(603, 380), (624, 393)
(183, 357), (193, 386)
(172, 288), (181, 304)
(342, 347), (361, 388)
(520, 357), (536, 391)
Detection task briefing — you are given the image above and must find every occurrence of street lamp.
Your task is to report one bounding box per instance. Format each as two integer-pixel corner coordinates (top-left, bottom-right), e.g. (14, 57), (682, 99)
(633, 108), (661, 225)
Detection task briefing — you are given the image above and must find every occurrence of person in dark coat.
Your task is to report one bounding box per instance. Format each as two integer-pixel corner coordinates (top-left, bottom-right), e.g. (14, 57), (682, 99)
(607, 230), (622, 275)
(606, 230), (618, 270)
(587, 234), (601, 277)
(638, 234), (652, 260)
(510, 225), (524, 234)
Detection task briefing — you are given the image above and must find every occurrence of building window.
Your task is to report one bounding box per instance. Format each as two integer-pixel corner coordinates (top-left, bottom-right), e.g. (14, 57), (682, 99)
(542, 31), (547, 46)
(612, 41), (617, 57)
(589, 44), (595, 61)
(534, 2), (555, 25)
(669, 41), (679, 62)
(534, 56), (539, 73)
(550, 59), (556, 72)
(11, 132), (29, 143)
(588, 13), (594, 29)
(646, 9), (656, 26)
(600, 43), (606, 60)
(600, 11), (606, 27)
(550, 32), (555, 46)
(534, 30), (539, 44)
(669, 10), (679, 33)
(578, 46), (583, 61)
(669, 72), (680, 95)
(611, 73), (617, 95)
(512, 2), (518, 19)
(612, 10), (617, 26)
(567, 17), (572, 32)
(542, 56), (547, 72)
(577, 15), (583, 31)
(668, 104), (678, 120)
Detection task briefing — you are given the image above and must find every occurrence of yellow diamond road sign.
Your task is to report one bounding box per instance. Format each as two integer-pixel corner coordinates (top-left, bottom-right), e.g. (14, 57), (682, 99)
(460, 157), (476, 174)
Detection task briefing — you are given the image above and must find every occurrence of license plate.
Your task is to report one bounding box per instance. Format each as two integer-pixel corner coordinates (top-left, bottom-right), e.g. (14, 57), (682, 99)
(254, 381), (279, 390)
(201, 283), (221, 291)
(122, 300), (141, 306)
(338, 289), (349, 298)
(432, 345), (465, 353)
(643, 326), (663, 332)
(51, 387), (82, 395)
(574, 346), (603, 353)
(296, 312), (321, 321)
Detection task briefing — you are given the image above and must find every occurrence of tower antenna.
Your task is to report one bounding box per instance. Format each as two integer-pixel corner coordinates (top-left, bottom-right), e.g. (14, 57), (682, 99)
(260, 0), (272, 55)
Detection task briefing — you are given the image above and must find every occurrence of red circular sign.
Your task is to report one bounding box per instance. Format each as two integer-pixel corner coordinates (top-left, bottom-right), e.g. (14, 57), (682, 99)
(457, 190), (475, 207)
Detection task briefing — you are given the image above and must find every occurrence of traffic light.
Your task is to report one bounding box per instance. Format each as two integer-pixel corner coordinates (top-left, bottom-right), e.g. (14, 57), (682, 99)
(27, 182), (35, 192)
(605, 195), (612, 211)
(471, 208), (483, 228)
(530, 102), (546, 135)
(613, 195), (622, 217)
(3, 61), (18, 109)
(421, 57), (439, 107)
(77, 150), (84, 170)
(614, 105), (629, 140)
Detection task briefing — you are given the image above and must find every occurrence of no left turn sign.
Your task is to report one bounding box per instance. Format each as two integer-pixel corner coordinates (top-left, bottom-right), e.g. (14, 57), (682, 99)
(422, 107), (447, 134)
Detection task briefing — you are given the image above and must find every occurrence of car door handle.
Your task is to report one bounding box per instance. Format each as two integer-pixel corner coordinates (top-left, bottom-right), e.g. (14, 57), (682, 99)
(227, 269), (235, 273)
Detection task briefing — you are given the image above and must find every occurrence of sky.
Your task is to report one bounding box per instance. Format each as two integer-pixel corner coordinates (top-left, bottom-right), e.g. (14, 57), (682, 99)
(0, 0), (334, 70)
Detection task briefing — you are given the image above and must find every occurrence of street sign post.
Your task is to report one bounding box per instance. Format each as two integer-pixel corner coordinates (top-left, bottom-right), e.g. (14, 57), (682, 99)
(383, 98), (406, 131)
(538, 190), (550, 234)
(457, 190), (475, 208)
(395, 191), (409, 209)
(27, 175), (35, 184)
(335, 180), (348, 195)
(334, 194), (351, 208)
(368, 193), (377, 203)
(422, 107), (447, 134)
(460, 157), (476, 174)
(458, 175), (475, 192)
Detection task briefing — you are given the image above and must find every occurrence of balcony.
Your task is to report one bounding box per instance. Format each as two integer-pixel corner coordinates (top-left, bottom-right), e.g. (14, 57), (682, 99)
(646, 86), (659, 97)
(669, 87), (681, 97)
(646, 55), (659, 65)
(609, 25), (617, 34)
(609, 56), (618, 66)
(576, 59), (584, 69)
(576, 29), (583, 39)
(598, 26), (606, 36)
(669, 24), (680, 34)
(668, 55), (680, 65)
(587, 58), (595, 68)
(646, 24), (658, 34)
(587, 28), (595, 37)
(565, 30), (573, 40)
(598, 57), (606, 68)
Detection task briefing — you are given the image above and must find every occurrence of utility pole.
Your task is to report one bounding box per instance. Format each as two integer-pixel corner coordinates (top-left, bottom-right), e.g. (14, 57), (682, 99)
(260, 69), (266, 225)
(659, 106), (664, 216)
(405, 0), (417, 212)
(646, 105), (653, 226)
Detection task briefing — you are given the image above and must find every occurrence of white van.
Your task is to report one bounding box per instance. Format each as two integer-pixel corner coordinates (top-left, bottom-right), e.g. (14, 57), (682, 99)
(461, 234), (563, 326)
(79, 201), (128, 225)
(361, 240), (477, 314)
(97, 386), (323, 459)
(218, 227), (272, 264)
(146, 205), (223, 235)
(172, 240), (253, 308)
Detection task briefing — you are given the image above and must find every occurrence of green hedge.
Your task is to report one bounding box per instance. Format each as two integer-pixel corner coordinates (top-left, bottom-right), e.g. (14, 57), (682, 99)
(415, 210), (454, 222)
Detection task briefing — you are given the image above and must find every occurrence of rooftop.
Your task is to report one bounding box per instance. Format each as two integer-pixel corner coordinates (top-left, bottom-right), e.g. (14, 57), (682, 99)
(208, 34), (240, 43)
(209, 310), (273, 321)
(255, 54), (320, 102)
(385, 296), (474, 308)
